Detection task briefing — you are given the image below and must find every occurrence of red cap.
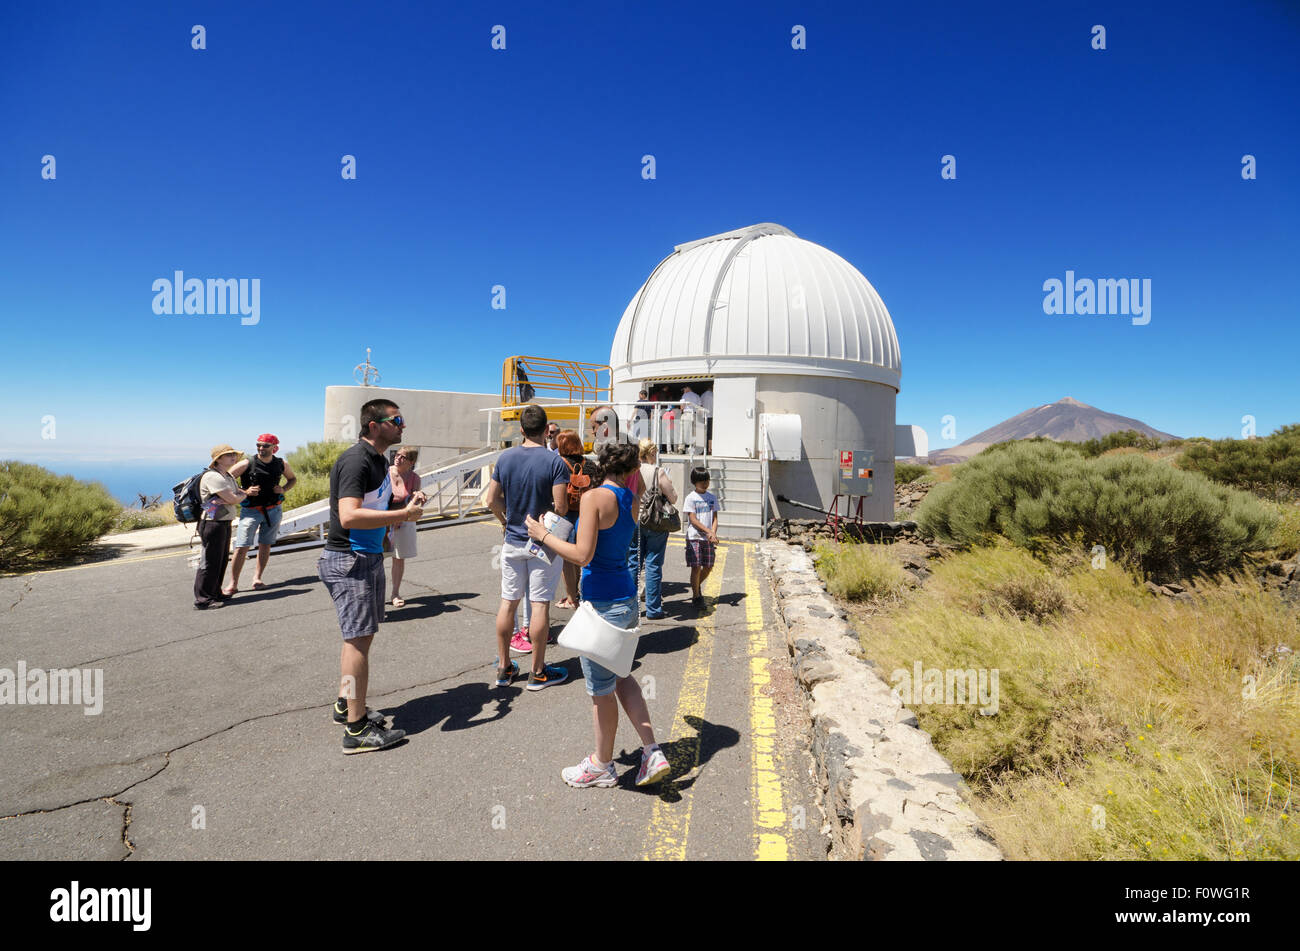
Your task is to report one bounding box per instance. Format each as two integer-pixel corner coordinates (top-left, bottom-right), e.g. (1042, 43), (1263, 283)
(256, 433), (279, 447)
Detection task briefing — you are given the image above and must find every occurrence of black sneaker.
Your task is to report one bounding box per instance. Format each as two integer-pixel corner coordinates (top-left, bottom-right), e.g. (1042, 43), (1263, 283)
(526, 663), (569, 692)
(331, 699), (389, 727)
(342, 720), (407, 754)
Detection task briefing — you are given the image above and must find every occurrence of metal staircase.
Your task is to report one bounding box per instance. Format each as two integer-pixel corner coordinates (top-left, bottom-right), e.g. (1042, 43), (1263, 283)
(707, 457), (764, 540)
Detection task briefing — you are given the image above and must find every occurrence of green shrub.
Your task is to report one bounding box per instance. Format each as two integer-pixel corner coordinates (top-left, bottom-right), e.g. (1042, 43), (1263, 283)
(814, 541), (911, 601)
(282, 473), (331, 510)
(981, 430), (1165, 460)
(0, 462), (120, 570)
(1176, 424), (1300, 501)
(287, 440), (351, 480)
(895, 462), (929, 485)
(916, 441), (1276, 580)
(1266, 502), (1300, 559)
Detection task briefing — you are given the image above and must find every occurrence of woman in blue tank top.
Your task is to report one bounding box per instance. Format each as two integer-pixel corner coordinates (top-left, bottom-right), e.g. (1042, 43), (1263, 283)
(525, 442), (671, 789)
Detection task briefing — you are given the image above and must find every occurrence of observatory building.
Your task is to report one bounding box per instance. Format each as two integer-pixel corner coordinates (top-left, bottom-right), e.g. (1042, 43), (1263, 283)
(610, 223), (904, 534)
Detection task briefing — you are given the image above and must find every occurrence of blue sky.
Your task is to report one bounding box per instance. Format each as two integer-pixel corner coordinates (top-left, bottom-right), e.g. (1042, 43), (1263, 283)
(2, 0), (1297, 473)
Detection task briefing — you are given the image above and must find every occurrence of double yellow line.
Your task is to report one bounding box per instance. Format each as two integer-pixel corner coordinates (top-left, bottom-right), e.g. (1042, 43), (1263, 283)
(640, 544), (791, 861)
(642, 547), (727, 861)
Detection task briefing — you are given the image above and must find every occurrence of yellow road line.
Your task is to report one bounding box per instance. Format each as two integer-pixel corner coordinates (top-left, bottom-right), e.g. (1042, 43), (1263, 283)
(642, 546), (728, 861)
(746, 546), (790, 860)
(16, 546), (195, 576)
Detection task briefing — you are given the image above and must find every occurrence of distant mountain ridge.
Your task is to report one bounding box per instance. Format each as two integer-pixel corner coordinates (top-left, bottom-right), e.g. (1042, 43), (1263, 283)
(926, 397), (1177, 465)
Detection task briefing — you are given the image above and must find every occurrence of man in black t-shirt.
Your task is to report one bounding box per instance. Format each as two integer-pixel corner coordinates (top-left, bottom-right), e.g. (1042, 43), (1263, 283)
(318, 399), (426, 754)
(226, 433), (297, 594)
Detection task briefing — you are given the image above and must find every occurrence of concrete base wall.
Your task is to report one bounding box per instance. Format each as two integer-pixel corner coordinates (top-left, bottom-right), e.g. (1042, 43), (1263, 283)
(324, 386), (500, 463)
(755, 376), (896, 522)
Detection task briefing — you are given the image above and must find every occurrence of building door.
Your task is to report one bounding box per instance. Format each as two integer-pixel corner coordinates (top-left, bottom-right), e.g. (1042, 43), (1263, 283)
(711, 377), (756, 457)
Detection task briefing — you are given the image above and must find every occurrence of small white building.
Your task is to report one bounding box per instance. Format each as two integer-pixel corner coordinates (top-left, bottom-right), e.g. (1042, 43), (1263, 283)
(610, 223), (903, 532)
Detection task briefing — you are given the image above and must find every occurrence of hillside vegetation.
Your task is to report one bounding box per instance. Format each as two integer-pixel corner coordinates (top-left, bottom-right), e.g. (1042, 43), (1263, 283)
(0, 463), (119, 570)
(916, 440), (1275, 581)
(833, 543), (1299, 860)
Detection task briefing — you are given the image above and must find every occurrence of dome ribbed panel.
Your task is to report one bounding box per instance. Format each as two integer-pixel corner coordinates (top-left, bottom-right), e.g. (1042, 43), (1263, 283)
(610, 226), (900, 388)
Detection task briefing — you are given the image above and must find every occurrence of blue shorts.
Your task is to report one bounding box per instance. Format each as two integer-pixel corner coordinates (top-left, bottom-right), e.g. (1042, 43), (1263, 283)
(234, 504), (282, 547)
(579, 596), (638, 697)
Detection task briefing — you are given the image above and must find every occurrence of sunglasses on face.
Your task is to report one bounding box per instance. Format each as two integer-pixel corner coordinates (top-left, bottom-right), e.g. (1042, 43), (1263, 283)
(256, 443), (274, 449)
(377, 415), (405, 427)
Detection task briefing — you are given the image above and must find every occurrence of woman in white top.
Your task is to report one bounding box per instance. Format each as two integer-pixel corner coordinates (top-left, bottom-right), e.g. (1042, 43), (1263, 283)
(628, 438), (678, 619)
(195, 445), (248, 609)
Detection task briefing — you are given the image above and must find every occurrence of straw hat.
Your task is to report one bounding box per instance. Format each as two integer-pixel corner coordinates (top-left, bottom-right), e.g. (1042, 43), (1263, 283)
(209, 444), (242, 466)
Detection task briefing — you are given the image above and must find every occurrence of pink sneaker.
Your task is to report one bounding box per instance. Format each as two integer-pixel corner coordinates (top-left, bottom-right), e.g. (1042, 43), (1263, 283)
(636, 747), (671, 786)
(510, 628), (532, 654)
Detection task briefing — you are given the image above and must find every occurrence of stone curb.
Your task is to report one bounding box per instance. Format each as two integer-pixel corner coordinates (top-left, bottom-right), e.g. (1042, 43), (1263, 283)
(758, 540), (1002, 861)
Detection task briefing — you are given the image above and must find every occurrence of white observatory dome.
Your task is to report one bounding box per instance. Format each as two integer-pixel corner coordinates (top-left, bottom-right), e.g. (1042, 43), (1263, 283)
(610, 223), (901, 389)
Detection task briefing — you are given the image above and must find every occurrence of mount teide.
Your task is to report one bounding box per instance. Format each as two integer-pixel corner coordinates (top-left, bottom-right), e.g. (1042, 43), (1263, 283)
(926, 397), (1177, 465)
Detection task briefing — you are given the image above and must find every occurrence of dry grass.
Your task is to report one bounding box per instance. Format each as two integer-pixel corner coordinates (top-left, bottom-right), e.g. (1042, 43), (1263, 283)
(109, 502), (178, 533)
(847, 543), (1300, 860)
(814, 541), (911, 603)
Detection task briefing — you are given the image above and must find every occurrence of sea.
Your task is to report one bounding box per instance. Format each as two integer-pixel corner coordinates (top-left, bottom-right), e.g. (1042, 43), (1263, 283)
(42, 462), (198, 506)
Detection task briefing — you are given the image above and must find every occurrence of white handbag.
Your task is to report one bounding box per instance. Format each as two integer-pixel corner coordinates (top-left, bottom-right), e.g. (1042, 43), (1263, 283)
(556, 600), (642, 679)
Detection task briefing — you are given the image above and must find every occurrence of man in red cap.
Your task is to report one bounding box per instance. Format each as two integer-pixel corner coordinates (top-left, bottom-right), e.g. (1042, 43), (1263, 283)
(226, 433), (297, 593)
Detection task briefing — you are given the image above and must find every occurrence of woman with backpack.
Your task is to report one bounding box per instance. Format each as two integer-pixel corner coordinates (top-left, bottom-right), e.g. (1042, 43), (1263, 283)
(554, 430), (599, 610)
(523, 441), (671, 788)
(629, 438), (678, 619)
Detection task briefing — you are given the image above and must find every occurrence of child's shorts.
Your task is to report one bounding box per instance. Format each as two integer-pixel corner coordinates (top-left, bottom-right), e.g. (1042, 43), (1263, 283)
(685, 538), (716, 568)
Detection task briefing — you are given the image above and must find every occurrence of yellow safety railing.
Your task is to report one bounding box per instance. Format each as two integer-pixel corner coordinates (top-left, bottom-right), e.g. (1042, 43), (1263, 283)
(501, 356), (611, 407)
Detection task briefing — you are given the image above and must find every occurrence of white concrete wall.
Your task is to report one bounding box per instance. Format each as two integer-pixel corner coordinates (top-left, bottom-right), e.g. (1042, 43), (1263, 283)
(755, 376), (896, 521)
(324, 386), (500, 464)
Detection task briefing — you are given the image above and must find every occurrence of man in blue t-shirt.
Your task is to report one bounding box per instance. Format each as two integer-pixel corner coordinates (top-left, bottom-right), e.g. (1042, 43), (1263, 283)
(486, 404), (572, 692)
(319, 398), (427, 755)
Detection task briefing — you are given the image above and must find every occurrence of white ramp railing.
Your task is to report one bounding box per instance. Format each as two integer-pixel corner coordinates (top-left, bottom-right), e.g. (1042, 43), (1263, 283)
(272, 445), (503, 552)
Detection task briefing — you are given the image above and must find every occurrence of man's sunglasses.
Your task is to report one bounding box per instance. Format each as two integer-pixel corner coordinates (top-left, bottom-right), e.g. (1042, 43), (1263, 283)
(377, 415), (406, 427)
(256, 443), (275, 449)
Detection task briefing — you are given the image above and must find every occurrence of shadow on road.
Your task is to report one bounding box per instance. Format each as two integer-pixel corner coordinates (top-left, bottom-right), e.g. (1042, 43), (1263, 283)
(388, 591), (477, 621)
(614, 714), (739, 796)
(387, 682), (518, 735)
(231, 586), (313, 605)
(387, 657), (579, 734)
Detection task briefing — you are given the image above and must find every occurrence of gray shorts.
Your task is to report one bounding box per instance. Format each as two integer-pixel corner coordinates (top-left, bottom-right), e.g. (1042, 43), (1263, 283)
(318, 549), (385, 640)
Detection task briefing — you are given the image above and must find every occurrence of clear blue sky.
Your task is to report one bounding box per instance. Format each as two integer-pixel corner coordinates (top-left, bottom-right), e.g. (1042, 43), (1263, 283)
(2, 0), (1297, 471)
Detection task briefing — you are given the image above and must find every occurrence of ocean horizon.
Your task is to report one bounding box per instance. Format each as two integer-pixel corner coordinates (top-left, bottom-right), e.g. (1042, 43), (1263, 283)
(21, 461), (197, 506)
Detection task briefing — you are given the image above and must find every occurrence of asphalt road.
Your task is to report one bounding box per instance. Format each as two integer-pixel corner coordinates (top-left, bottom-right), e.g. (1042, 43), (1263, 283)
(1, 521), (822, 860)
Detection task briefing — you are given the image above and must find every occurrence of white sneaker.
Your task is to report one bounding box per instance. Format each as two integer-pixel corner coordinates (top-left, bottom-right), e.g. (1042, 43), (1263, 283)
(562, 755), (618, 788)
(636, 747), (670, 786)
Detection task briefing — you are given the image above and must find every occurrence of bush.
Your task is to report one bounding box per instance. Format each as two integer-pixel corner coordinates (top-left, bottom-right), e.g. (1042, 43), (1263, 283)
(981, 430), (1165, 460)
(986, 575), (1071, 621)
(895, 462), (929, 484)
(287, 440), (351, 480)
(1176, 424), (1300, 501)
(814, 541), (911, 601)
(1266, 502), (1300, 559)
(916, 441), (1276, 580)
(280, 441), (351, 510)
(282, 473), (331, 510)
(0, 462), (120, 570)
